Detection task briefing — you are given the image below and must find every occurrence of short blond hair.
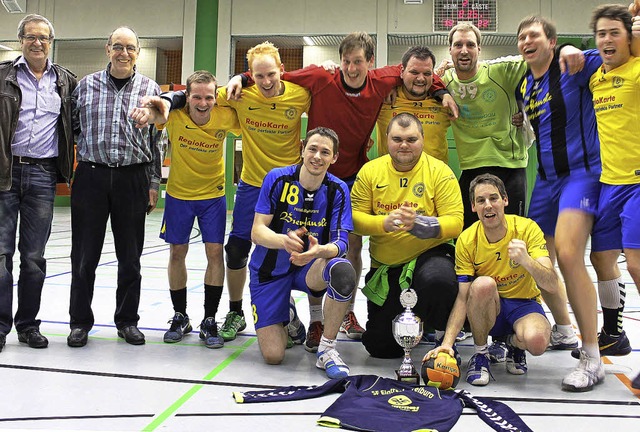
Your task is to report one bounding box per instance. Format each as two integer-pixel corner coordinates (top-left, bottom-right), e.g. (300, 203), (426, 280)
(246, 41), (281, 71)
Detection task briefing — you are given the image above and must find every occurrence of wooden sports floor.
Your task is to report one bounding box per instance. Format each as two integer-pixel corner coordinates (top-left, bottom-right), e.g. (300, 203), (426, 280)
(1, 207), (638, 431)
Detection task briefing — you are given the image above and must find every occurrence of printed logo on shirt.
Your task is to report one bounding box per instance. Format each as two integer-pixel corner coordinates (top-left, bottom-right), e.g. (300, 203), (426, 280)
(412, 182), (425, 199)
(376, 184), (389, 189)
(285, 107), (298, 120)
(185, 125), (198, 129)
(387, 395), (419, 412)
(248, 107), (260, 110)
(612, 76), (624, 88)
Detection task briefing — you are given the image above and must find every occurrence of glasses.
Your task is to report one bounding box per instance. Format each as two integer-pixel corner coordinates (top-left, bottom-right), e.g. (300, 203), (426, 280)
(21, 35), (52, 44)
(110, 44), (138, 54)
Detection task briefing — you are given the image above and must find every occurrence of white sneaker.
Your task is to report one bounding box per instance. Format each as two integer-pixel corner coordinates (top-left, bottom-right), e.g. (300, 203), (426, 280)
(316, 348), (350, 379)
(549, 324), (579, 350)
(561, 350), (605, 392)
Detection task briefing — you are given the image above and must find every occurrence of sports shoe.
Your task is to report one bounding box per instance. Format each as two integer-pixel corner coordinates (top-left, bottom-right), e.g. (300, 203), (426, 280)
(466, 353), (492, 386)
(571, 328), (632, 359)
(562, 349), (605, 392)
(163, 312), (192, 343)
(632, 372), (640, 390)
(434, 335), (462, 365)
(488, 338), (508, 364)
(199, 317), (224, 349)
(219, 311), (247, 341)
(316, 348), (350, 379)
(549, 324), (579, 350)
(456, 330), (472, 341)
(506, 344), (527, 375)
(340, 311), (365, 340)
(287, 298), (306, 345)
(304, 321), (324, 353)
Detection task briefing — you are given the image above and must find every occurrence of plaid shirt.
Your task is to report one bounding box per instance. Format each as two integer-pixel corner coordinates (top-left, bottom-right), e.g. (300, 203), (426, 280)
(72, 64), (161, 189)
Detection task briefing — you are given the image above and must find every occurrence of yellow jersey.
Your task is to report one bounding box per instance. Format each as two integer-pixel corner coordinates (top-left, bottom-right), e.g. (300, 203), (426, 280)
(217, 83), (311, 187)
(590, 56), (640, 185)
(351, 153), (463, 266)
(159, 106), (239, 200)
(376, 86), (450, 163)
(456, 215), (548, 300)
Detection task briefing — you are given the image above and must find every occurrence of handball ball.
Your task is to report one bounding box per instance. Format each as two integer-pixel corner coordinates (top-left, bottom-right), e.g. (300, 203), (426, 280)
(421, 352), (460, 390)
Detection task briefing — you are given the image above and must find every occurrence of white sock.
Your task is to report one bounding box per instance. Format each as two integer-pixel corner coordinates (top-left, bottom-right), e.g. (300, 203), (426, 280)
(475, 344), (489, 355)
(319, 335), (336, 352)
(434, 330), (445, 341)
(309, 304), (323, 323)
(554, 324), (574, 336)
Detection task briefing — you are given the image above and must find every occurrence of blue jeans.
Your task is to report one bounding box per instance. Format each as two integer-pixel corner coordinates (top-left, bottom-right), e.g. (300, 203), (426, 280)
(0, 160), (57, 334)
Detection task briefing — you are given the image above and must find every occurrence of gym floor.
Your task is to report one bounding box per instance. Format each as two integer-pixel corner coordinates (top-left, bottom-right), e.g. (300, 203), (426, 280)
(1, 207), (639, 431)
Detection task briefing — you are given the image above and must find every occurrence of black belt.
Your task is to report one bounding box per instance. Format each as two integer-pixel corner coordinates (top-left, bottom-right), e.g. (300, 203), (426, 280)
(13, 155), (56, 165)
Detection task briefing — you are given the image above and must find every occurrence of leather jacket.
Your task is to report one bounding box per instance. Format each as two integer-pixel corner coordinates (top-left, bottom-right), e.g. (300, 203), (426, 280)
(0, 57), (77, 191)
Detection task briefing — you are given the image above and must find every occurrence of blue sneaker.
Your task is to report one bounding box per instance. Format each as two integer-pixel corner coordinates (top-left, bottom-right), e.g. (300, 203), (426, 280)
(631, 372), (640, 390)
(316, 348), (350, 379)
(466, 353), (492, 386)
(199, 317), (224, 349)
(506, 344), (527, 375)
(287, 297), (306, 345)
(163, 312), (192, 343)
(488, 339), (509, 364)
(434, 335), (462, 365)
(572, 328), (632, 359)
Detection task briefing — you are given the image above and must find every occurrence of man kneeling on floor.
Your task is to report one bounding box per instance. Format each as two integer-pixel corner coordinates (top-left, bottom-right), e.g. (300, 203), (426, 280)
(249, 127), (356, 378)
(425, 174), (559, 386)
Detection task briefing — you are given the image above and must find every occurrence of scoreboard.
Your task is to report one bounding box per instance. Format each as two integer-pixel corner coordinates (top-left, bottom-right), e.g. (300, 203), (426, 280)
(434, 0), (497, 32)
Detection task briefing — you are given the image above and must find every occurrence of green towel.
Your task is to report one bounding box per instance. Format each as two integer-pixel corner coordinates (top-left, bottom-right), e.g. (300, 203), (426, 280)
(362, 258), (417, 306)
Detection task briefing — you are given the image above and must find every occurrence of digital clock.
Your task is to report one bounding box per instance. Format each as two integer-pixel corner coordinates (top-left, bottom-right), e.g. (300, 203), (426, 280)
(434, 0), (497, 32)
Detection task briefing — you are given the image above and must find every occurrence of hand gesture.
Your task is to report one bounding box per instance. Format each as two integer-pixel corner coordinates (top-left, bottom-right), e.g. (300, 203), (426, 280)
(507, 239), (530, 266)
(558, 44), (585, 75)
(383, 204), (416, 233)
(442, 94), (459, 120)
(290, 232), (319, 266)
(320, 60), (339, 74)
(283, 226), (306, 255)
(226, 75), (244, 101)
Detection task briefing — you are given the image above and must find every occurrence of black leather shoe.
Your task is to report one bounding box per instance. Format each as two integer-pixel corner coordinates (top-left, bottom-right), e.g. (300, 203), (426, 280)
(67, 328), (89, 347)
(17, 328), (48, 348)
(0, 333), (5, 352)
(117, 325), (145, 345)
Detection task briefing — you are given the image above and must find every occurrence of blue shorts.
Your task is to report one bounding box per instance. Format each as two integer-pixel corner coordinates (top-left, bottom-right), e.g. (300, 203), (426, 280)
(249, 261), (325, 330)
(528, 172), (600, 236)
(591, 183), (640, 252)
(160, 193), (226, 244)
(489, 297), (546, 338)
(229, 180), (261, 242)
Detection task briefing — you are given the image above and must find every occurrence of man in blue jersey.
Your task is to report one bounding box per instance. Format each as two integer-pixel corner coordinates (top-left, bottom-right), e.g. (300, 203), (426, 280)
(249, 127), (356, 379)
(516, 15), (631, 392)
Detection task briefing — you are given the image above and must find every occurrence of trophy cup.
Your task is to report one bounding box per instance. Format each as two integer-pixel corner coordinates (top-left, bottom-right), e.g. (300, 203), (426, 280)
(392, 289), (423, 384)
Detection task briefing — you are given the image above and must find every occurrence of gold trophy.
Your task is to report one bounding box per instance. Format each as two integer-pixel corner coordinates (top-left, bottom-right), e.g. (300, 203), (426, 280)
(392, 288), (423, 384)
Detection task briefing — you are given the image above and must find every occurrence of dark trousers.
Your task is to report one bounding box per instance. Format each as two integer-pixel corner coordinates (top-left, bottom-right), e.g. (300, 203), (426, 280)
(459, 167), (527, 229)
(362, 243), (458, 359)
(0, 160), (56, 334)
(69, 162), (149, 330)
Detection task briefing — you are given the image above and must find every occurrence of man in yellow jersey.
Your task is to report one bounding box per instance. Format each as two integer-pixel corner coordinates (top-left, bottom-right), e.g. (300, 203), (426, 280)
(130, 71), (240, 348)
(569, 2), (640, 392)
(351, 113), (463, 359)
(159, 42), (311, 344)
(426, 174), (558, 387)
(376, 46), (450, 164)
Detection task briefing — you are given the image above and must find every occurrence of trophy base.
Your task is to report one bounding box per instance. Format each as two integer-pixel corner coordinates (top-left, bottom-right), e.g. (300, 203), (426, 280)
(395, 370), (421, 385)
